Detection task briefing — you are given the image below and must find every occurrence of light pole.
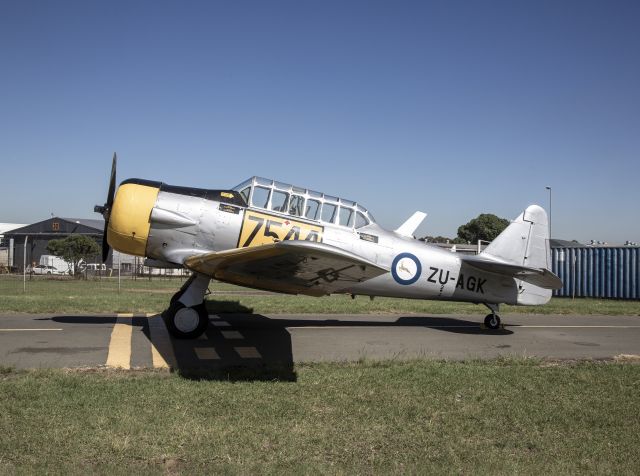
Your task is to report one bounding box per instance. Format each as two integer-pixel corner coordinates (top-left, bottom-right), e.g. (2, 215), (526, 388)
(545, 186), (552, 239)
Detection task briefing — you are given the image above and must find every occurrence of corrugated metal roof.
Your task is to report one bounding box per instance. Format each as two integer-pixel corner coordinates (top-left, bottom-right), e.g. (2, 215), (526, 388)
(0, 223), (28, 234)
(4, 217), (104, 235)
(550, 239), (585, 248)
(60, 218), (104, 231)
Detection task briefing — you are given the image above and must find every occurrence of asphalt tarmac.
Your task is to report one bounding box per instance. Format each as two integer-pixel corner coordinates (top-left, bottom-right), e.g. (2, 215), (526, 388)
(1, 313), (639, 374)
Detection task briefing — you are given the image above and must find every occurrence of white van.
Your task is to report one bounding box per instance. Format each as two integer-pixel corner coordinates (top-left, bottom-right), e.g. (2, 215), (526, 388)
(39, 255), (72, 274)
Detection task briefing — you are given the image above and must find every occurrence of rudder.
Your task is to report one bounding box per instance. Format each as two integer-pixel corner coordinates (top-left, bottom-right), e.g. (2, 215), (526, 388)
(481, 205), (552, 305)
(481, 205), (550, 269)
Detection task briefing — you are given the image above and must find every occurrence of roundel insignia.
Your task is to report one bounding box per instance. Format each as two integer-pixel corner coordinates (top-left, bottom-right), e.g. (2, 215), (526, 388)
(391, 252), (422, 285)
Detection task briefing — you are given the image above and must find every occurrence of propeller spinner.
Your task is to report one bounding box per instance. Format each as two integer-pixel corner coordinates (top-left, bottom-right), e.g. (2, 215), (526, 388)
(94, 153), (117, 262)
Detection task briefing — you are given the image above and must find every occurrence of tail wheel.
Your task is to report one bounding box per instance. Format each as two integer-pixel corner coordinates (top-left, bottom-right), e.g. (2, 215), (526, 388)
(164, 301), (209, 339)
(484, 313), (501, 330)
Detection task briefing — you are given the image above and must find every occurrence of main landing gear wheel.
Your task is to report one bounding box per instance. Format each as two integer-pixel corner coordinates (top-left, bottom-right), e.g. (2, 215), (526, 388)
(484, 313), (501, 330)
(164, 301), (209, 339)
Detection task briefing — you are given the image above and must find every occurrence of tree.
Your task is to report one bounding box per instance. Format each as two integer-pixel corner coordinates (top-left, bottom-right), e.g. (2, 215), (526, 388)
(420, 235), (470, 245)
(457, 213), (509, 243)
(420, 235), (454, 244)
(47, 235), (101, 277)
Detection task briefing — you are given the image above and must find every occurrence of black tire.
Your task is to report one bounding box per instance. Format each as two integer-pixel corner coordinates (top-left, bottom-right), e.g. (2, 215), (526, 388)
(164, 301), (209, 339)
(484, 313), (501, 330)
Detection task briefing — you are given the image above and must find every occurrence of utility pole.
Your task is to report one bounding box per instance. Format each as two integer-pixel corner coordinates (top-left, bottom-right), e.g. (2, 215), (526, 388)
(545, 186), (552, 239)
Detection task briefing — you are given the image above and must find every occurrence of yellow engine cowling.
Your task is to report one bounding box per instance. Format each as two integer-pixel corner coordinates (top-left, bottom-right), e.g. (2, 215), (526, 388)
(107, 182), (160, 257)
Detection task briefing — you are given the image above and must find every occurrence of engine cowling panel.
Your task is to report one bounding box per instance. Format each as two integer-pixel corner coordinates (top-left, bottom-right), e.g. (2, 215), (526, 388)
(107, 182), (160, 256)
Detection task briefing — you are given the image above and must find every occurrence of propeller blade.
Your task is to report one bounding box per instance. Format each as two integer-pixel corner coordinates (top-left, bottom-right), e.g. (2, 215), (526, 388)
(94, 153), (118, 263)
(102, 231), (110, 262)
(107, 152), (117, 209)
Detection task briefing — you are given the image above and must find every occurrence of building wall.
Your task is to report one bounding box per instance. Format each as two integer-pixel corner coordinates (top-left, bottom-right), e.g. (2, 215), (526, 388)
(552, 247), (640, 299)
(8, 234), (104, 271)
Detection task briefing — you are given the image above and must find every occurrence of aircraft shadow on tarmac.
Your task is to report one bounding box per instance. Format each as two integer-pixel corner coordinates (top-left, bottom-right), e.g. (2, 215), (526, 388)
(43, 301), (511, 382)
(221, 314), (514, 337)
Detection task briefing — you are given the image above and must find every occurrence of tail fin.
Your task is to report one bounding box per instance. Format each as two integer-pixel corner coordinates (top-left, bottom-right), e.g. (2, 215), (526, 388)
(481, 205), (553, 305)
(481, 205), (550, 269)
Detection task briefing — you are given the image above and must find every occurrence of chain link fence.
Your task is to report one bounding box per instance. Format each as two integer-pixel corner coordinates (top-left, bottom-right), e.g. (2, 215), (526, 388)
(0, 258), (192, 304)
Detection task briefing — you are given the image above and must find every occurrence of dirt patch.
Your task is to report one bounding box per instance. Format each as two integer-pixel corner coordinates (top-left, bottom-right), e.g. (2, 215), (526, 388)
(614, 354), (640, 362)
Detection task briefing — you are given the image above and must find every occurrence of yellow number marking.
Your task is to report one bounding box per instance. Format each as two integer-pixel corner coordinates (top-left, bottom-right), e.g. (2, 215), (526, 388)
(239, 210), (323, 248)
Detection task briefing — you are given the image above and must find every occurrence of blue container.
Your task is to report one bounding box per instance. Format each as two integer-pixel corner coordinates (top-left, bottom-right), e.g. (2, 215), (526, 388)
(552, 246), (640, 299)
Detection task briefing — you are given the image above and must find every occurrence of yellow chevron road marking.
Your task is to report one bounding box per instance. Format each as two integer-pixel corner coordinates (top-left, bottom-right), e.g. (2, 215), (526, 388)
(106, 314), (133, 369)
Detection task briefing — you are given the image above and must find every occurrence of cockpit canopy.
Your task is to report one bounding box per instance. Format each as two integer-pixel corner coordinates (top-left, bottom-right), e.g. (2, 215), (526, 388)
(234, 176), (375, 229)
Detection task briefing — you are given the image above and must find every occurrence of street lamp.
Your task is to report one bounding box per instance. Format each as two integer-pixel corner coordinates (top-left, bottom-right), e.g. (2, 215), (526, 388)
(545, 186), (552, 239)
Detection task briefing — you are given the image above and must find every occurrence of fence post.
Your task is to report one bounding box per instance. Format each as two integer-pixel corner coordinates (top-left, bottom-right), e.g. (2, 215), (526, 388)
(118, 252), (121, 294)
(23, 235), (29, 292)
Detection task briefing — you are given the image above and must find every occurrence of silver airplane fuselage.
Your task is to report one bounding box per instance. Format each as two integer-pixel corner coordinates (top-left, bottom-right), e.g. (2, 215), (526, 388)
(114, 179), (533, 305)
(100, 173), (559, 337)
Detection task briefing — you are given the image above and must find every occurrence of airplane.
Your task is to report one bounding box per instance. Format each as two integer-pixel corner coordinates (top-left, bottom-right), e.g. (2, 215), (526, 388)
(95, 154), (562, 339)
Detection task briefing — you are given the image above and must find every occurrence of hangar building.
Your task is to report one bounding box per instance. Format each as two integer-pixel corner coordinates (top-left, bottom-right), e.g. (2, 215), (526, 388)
(4, 217), (106, 271)
(0, 223), (27, 269)
(3, 217), (160, 275)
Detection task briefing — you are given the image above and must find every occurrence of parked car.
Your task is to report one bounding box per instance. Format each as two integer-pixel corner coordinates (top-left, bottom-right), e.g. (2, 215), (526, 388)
(28, 265), (66, 275)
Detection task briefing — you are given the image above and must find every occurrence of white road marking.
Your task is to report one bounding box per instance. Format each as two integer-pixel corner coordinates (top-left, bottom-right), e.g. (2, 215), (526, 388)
(106, 314), (133, 369)
(0, 328), (63, 332)
(194, 347), (220, 360)
(287, 325), (479, 329)
(286, 325), (640, 330)
(221, 330), (243, 339)
(235, 347), (261, 358)
(512, 325), (640, 328)
(147, 316), (176, 369)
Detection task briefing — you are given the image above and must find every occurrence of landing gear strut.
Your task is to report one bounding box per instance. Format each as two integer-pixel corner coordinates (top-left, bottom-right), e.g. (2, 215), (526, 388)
(483, 303), (501, 330)
(164, 273), (211, 339)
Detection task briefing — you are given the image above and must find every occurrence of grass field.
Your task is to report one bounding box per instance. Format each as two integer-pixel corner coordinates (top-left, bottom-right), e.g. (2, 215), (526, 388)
(0, 275), (639, 315)
(0, 359), (638, 474)
(2, 278), (638, 473)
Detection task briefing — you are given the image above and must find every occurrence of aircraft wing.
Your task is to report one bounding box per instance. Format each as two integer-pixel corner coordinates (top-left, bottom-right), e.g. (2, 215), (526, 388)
(184, 241), (388, 296)
(461, 255), (563, 290)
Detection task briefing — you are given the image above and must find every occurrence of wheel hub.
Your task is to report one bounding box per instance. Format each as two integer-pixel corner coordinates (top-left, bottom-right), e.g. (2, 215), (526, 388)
(174, 307), (200, 333)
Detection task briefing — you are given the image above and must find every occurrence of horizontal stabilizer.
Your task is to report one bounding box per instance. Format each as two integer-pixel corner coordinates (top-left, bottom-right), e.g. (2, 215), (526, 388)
(395, 211), (427, 237)
(462, 254), (562, 289)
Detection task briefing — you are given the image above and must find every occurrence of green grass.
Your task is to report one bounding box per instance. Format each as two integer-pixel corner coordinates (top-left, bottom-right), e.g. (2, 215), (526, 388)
(0, 359), (639, 474)
(0, 275), (639, 315)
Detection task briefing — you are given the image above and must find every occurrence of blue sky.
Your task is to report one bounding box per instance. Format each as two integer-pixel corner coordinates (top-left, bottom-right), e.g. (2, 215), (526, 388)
(1, 1), (638, 243)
